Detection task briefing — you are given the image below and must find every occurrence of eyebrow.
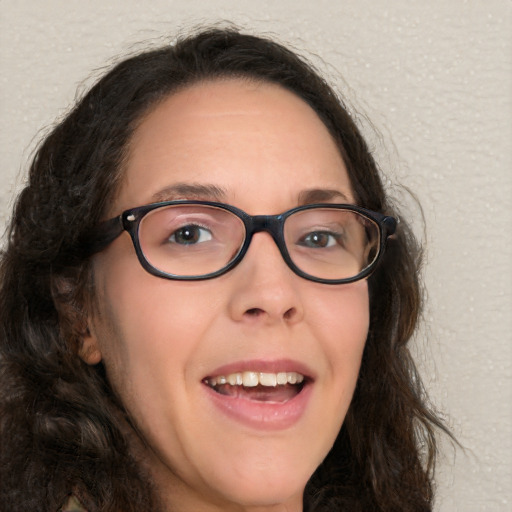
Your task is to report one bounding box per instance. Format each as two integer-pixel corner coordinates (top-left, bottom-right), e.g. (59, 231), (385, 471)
(151, 183), (228, 202)
(297, 188), (351, 205)
(150, 183), (350, 206)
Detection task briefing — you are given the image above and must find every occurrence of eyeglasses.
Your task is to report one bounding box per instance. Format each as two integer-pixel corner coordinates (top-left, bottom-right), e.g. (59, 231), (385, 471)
(90, 201), (397, 284)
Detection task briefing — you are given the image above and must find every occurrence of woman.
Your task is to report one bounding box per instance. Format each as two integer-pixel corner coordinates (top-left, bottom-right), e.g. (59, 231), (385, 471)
(0, 27), (448, 511)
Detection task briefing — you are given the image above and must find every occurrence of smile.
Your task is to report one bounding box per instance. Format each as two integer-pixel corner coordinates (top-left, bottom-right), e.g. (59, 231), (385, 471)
(204, 371), (306, 403)
(202, 361), (313, 430)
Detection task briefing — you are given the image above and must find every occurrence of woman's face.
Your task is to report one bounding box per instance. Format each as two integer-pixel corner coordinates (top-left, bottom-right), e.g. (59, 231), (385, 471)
(85, 79), (369, 511)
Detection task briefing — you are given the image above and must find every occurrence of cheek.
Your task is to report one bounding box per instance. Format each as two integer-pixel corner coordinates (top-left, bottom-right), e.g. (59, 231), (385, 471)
(312, 281), (369, 406)
(312, 280), (369, 354)
(90, 263), (224, 472)
(95, 276), (216, 382)
(89, 238), (218, 406)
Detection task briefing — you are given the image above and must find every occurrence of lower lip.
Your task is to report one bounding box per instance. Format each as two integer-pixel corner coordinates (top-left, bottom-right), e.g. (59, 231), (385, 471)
(203, 382), (313, 431)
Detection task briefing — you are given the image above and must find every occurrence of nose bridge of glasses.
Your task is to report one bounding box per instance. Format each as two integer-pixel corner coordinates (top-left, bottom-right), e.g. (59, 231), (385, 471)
(246, 214), (284, 246)
(240, 214), (294, 276)
(241, 214), (289, 263)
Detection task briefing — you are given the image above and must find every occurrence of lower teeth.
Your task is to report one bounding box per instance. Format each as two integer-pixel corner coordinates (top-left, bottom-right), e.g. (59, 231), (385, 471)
(212, 383), (303, 402)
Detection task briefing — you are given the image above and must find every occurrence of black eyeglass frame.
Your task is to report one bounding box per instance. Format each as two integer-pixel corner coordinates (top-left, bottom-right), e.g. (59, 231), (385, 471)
(89, 200), (397, 284)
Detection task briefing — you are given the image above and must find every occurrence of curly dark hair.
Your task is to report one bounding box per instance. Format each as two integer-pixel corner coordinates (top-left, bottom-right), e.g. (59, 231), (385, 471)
(0, 26), (448, 511)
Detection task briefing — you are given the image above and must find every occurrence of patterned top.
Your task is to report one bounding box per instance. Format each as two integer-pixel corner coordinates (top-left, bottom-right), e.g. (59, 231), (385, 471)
(61, 495), (87, 512)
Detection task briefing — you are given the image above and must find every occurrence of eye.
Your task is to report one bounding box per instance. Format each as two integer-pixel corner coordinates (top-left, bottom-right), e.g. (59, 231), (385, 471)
(168, 224), (213, 245)
(298, 231), (340, 248)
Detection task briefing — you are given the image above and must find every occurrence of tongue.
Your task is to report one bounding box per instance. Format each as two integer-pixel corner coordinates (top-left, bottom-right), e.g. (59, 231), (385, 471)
(215, 383), (300, 403)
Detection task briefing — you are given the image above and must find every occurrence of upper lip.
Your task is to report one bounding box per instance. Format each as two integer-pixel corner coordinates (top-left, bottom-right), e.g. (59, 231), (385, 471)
(204, 358), (316, 381)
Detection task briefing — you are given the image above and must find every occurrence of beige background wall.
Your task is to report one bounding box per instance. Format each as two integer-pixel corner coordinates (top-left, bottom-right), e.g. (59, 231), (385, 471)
(1, 1), (511, 510)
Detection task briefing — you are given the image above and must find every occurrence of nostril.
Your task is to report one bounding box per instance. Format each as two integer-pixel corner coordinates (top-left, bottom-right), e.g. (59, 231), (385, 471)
(246, 308), (264, 317)
(283, 307), (297, 321)
(244, 307), (298, 320)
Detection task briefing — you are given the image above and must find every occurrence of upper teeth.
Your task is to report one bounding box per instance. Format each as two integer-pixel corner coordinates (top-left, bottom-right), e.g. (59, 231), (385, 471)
(207, 371), (305, 388)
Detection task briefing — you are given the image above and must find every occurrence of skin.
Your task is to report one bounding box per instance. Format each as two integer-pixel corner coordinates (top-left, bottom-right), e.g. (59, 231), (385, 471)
(82, 79), (370, 512)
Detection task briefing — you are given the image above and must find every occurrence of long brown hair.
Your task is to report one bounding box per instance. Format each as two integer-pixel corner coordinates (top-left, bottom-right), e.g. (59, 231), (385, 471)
(0, 26), (449, 511)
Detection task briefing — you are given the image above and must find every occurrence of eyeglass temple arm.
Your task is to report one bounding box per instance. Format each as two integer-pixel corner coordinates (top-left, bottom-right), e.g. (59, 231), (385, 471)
(382, 215), (397, 238)
(79, 216), (125, 257)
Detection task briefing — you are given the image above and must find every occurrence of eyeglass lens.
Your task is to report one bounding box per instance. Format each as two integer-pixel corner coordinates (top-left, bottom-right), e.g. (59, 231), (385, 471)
(138, 205), (380, 280)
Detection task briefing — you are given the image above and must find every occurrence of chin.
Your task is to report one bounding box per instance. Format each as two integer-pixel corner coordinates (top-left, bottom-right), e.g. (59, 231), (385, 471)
(219, 480), (305, 510)
(200, 455), (316, 510)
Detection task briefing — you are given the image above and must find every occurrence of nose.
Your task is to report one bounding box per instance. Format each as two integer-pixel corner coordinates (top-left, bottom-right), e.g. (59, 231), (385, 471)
(227, 232), (304, 325)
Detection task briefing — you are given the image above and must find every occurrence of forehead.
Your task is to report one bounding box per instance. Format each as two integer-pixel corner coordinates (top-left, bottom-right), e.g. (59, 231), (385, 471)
(117, 79), (353, 213)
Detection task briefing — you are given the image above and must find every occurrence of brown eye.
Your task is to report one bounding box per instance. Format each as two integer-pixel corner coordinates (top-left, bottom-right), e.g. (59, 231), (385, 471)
(169, 225), (212, 245)
(298, 231), (340, 248)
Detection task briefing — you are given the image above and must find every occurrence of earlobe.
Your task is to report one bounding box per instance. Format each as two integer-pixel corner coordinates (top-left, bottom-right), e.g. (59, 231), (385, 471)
(79, 326), (102, 365)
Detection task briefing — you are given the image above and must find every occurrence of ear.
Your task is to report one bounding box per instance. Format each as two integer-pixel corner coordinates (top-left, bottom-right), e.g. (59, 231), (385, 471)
(79, 325), (102, 365)
(51, 273), (103, 365)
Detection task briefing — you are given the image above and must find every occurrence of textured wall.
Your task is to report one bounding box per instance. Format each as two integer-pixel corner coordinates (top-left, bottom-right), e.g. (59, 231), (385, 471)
(1, 1), (511, 510)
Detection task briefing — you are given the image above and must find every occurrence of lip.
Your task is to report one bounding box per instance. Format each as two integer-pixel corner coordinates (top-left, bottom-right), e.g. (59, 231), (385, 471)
(202, 359), (315, 431)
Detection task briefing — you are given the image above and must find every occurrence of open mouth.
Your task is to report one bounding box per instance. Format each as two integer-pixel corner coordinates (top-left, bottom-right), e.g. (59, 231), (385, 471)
(203, 371), (307, 403)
